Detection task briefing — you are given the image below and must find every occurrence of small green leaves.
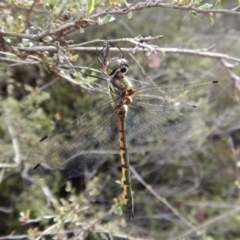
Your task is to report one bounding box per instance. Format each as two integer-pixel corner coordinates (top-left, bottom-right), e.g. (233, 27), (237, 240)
(45, 2), (54, 10)
(65, 181), (73, 193)
(208, 16), (214, 26)
(199, 3), (213, 9)
(86, 0), (95, 14)
(127, 10), (132, 19)
(190, 10), (197, 17)
(99, 14), (115, 25)
(41, 56), (53, 73)
(113, 204), (123, 216)
(193, 0), (204, 6)
(108, 0), (118, 6)
(214, 0), (221, 9)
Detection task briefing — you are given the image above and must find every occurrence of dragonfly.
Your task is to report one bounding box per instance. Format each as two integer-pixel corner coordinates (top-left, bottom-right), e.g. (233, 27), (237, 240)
(29, 42), (224, 220)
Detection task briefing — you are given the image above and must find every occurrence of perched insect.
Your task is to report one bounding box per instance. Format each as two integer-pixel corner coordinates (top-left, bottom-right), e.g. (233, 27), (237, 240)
(29, 42), (224, 220)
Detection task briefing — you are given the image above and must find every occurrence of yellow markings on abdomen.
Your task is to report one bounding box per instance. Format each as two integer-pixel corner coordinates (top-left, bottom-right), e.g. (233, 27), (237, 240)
(121, 166), (127, 182)
(123, 183), (129, 196)
(120, 148), (127, 166)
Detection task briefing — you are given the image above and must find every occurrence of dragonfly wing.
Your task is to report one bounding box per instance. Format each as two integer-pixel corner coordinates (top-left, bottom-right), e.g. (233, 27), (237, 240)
(27, 100), (119, 184)
(133, 81), (224, 105)
(126, 81), (224, 141)
(126, 101), (195, 142)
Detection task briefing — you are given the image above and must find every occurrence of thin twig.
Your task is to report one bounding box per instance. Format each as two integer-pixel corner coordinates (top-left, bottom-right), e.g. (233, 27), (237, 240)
(128, 52), (156, 86)
(220, 58), (240, 101)
(130, 165), (206, 240)
(6, 122), (21, 165)
(172, 205), (240, 240)
(0, 163), (19, 168)
(24, 0), (38, 29)
(1, 1), (239, 43)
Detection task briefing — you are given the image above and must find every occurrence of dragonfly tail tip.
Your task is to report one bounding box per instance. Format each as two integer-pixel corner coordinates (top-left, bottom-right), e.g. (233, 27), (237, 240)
(33, 163), (40, 170)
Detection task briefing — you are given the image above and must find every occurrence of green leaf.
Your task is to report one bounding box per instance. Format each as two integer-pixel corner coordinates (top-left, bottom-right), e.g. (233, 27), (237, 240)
(101, 14), (115, 24)
(209, 17), (214, 26)
(108, 0), (118, 5)
(182, 13), (188, 22)
(65, 181), (72, 192)
(192, 0), (203, 6)
(190, 11), (197, 18)
(200, 3), (213, 9)
(214, 0), (221, 9)
(86, 0), (95, 14)
(112, 205), (123, 216)
(115, 180), (122, 185)
(127, 10), (132, 19)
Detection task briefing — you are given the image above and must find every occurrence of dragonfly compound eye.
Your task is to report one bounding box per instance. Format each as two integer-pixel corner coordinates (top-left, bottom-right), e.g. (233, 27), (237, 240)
(107, 58), (129, 76)
(120, 59), (129, 74)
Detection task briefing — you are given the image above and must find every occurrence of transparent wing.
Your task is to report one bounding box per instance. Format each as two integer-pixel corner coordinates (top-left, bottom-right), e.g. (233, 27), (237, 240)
(27, 98), (119, 184)
(126, 81), (224, 141)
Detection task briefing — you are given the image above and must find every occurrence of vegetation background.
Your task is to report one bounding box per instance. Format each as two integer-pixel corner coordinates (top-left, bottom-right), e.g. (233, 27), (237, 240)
(0, 0), (240, 239)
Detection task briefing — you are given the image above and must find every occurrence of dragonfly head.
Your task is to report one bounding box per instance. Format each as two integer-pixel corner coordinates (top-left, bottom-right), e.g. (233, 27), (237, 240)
(106, 57), (129, 76)
(108, 57), (132, 99)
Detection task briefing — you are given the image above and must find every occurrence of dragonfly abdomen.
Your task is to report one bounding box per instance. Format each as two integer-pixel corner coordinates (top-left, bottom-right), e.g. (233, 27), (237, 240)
(117, 111), (134, 220)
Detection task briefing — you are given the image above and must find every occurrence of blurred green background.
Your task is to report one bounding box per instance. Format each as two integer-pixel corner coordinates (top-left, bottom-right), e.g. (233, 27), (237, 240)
(0, 0), (240, 239)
